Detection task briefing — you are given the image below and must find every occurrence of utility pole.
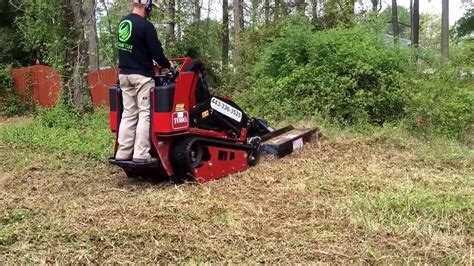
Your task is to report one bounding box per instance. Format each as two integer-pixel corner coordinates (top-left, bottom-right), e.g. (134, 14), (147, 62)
(441, 0), (449, 62)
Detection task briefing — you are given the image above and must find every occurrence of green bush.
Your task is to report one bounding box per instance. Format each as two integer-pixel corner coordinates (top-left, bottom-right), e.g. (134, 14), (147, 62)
(0, 65), (33, 117)
(0, 64), (13, 94)
(406, 67), (474, 140)
(1, 94), (32, 117)
(236, 16), (414, 125)
(0, 106), (114, 159)
(234, 16), (473, 141)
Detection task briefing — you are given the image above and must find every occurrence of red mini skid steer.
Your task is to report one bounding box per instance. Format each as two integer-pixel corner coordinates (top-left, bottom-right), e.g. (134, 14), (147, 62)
(109, 57), (319, 182)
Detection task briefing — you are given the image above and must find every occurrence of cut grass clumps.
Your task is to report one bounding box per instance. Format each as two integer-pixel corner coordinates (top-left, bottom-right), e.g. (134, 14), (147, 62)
(0, 106), (114, 159)
(0, 210), (35, 249)
(350, 190), (473, 234)
(0, 127), (472, 263)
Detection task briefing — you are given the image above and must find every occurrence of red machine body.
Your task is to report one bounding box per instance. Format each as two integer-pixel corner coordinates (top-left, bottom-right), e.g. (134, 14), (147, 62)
(109, 57), (318, 182)
(109, 57), (253, 182)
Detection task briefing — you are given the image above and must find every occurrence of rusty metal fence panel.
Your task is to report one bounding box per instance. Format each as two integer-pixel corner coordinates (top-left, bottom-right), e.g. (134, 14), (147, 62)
(12, 65), (119, 107)
(89, 67), (119, 107)
(12, 65), (61, 107)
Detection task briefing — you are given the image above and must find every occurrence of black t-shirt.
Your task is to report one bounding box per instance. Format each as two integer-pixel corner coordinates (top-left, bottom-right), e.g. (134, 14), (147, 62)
(118, 13), (171, 77)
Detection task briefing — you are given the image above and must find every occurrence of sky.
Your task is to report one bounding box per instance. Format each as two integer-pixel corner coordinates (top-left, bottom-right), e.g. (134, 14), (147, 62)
(199, 0), (473, 25)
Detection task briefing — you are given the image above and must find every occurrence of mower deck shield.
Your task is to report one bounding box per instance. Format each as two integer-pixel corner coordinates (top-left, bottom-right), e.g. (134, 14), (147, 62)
(262, 128), (319, 158)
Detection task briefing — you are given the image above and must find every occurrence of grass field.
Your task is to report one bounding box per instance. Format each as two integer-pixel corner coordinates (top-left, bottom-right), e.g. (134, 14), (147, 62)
(0, 117), (473, 263)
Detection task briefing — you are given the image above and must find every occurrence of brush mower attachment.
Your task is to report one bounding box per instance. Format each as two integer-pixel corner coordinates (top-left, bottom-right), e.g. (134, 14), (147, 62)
(261, 126), (319, 158)
(109, 57), (320, 182)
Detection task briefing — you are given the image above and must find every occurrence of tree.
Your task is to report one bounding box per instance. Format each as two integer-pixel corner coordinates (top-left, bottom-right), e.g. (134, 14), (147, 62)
(194, 0), (201, 28)
(420, 13), (441, 50)
(311, 0), (318, 24)
(96, 0), (120, 66)
(392, 0), (399, 41)
(222, 0), (229, 66)
(0, 0), (35, 66)
(233, 0), (243, 65)
(296, 0), (306, 15)
(251, 0), (259, 27)
(264, 0), (270, 26)
(165, 0), (176, 43)
(371, 0), (381, 12)
(85, 0), (99, 70)
(63, 0), (96, 110)
(320, 0), (356, 29)
(452, 8), (474, 42)
(274, 0), (282, 22)
(382, 5), (411, 39)
(441, 0), (449, 61)
(412, 0), (419, 46)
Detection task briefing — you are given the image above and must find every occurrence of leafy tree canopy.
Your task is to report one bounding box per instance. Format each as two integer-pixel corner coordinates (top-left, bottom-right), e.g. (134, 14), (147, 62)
(452, 7), (474, 42)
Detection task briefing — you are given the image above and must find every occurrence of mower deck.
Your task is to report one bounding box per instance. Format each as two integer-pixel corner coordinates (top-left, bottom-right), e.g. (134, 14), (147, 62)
(262, 127), (320, 158)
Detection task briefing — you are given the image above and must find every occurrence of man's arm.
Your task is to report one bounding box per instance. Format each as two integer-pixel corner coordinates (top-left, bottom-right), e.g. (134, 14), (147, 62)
(145, 23), (171, 69)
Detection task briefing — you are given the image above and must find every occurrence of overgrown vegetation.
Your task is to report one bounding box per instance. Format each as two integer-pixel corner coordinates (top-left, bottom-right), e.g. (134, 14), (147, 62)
(234, 16), (473, 141)
(0, 65), (33, 117)
(0, 106), (113, 159)
(237, 17), (412, 125)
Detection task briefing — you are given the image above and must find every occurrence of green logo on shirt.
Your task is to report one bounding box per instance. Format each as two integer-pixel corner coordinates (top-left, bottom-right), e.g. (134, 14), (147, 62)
(118, 20), (132, 42)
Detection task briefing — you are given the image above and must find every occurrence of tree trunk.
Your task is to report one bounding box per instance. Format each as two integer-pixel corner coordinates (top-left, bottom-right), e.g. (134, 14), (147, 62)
(193, 0), (201, 36)
(233, 0), (243, 65)
(311, 0), (317, 24)
(347, 0), (355, 16)
(296, 0), (305, 15)
(264, 0), (270, 26)
(274, 0), (281, 22)
(84, 0), (98, 70)
(194, 0), (201, 24)
(412, 0), (419, 47)
(345, 0), (356, 24)
(371, 0), (378, 12)
(441, 0), (449, 61)
(251, 0), (258, 27)
(166, 0), (176, 43)
(63, 0), (93, 111)
(391, 0), (399, 42)
(222, 0), (229, 66)
(98, 0), (116, 65)
(176, 0), (182, 40)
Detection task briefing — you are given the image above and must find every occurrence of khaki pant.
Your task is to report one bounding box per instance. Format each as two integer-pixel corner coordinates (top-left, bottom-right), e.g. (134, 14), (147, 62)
(115, 74), (154, 160)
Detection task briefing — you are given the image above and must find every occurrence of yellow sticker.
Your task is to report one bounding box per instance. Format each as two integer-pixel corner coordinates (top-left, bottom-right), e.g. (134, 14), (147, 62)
(202, 110), (209, 118)
(175, 104), (185, 112)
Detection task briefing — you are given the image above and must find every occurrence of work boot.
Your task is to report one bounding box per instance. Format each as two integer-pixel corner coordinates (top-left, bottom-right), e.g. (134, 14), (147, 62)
(133, 157), (158, 163)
